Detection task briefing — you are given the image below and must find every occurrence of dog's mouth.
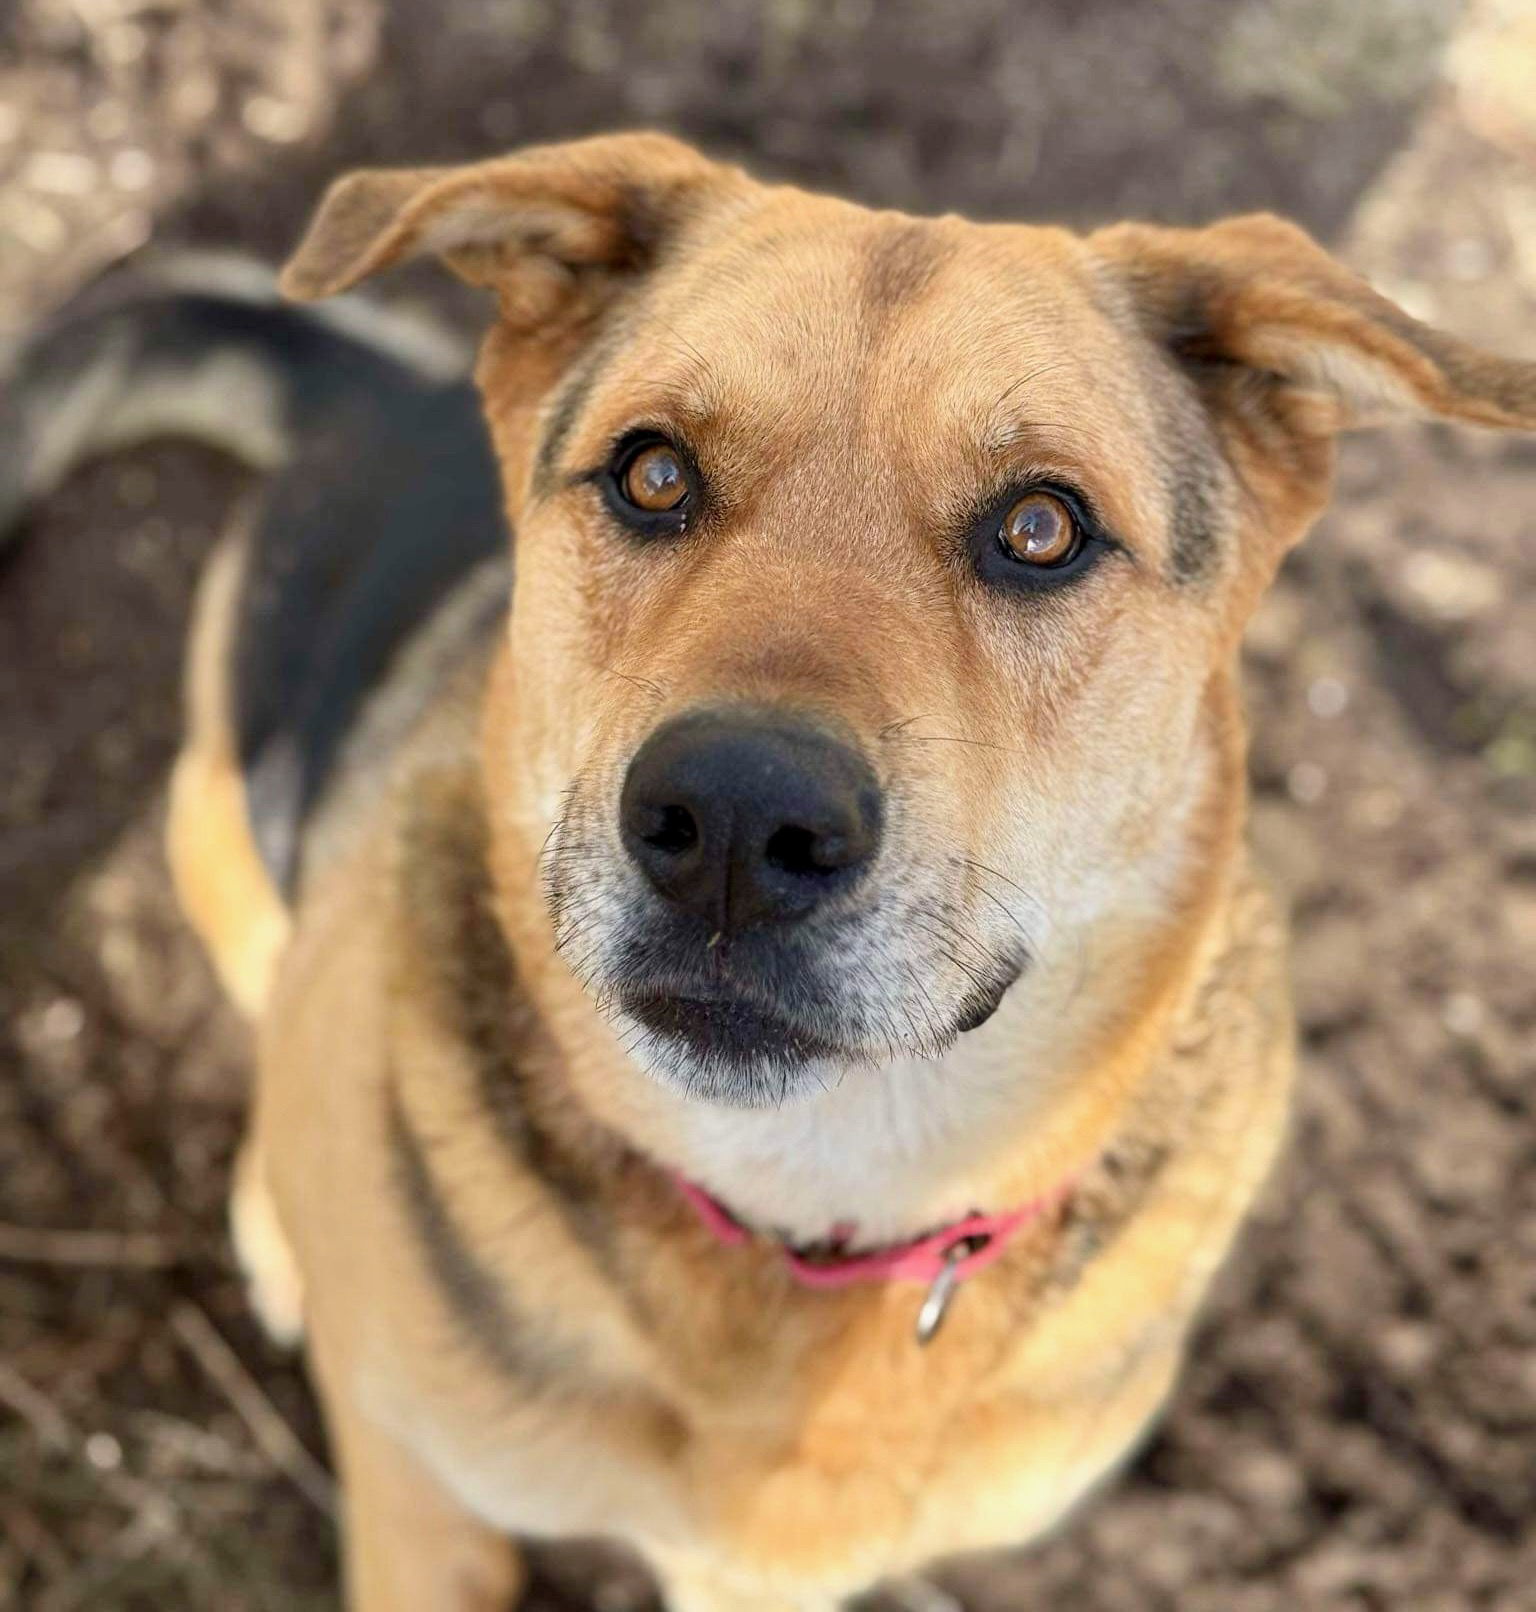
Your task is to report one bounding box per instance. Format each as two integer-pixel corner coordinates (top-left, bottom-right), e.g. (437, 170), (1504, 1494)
(953, 957), (1025, 1034)
(546, 799), (1036, 1100)
(614, 941), (1026, 1096)
(619, 990), (853, 1069)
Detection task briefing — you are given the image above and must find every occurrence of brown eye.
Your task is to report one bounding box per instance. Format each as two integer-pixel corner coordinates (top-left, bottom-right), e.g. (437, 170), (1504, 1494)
(620, 442), (688, 513)
(998, 491), (1078, 567)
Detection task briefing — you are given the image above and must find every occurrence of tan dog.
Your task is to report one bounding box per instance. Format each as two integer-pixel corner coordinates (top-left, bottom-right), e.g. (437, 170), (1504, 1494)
(85, 131), (1536, 1608)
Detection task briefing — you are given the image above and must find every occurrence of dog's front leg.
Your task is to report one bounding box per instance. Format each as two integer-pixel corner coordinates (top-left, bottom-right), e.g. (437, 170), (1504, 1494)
(320, 1374), (526, 1612)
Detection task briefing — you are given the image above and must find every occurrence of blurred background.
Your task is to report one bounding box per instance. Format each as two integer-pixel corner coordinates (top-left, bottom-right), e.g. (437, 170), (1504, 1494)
(2, 1), (1535, 1607)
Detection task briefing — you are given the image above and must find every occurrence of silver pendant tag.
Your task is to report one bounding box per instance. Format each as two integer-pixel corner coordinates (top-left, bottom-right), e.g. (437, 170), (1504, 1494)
(914, 1243), (971, 1345)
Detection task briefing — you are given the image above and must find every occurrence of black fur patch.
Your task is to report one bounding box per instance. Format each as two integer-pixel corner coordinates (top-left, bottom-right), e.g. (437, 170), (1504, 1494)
(1091, 259), (1234, 585)
(530, 334), (624, 497)
(1048, 1134), (1174, 1298)
(385, 1077), (568, 1384)
(393, 771), (648, 1313)
(1164, 422), (1231, 586)
(234, 377), (507, 892)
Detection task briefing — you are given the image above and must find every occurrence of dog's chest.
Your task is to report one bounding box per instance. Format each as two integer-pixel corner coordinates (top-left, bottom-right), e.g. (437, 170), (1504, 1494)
(369, 1199), (1175, 1591)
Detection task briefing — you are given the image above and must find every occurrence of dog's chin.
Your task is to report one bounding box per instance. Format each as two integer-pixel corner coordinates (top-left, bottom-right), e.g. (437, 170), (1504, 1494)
(615, 991), (859, 1107)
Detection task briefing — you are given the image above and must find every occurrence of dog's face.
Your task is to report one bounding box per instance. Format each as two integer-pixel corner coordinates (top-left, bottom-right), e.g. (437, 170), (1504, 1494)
(284, 133), (1536, 1106)
(502, 199), (1257, 1106)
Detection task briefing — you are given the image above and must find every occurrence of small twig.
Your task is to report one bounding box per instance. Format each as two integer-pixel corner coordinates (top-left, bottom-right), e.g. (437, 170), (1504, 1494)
(0, 1503), (72, 1586)
(0, 1222), (183, 1269)
(128, 1408), (267, 1478)
(0, 1358), (191, 1612)
(170, 1302), (334, 1516)
(0, 1359), (72, 1451)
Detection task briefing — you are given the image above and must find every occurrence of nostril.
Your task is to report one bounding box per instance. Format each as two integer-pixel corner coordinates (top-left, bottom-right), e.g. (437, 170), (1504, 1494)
(639, 803), (699, 857)
(766, 824), (846, 878)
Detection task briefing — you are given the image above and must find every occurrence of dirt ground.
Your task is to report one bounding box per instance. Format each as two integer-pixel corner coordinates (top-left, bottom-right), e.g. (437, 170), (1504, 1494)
(3, 1), (1535, 1608)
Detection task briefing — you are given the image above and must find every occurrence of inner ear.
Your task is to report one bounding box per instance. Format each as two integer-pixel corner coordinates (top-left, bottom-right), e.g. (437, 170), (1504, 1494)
(279, 132), (735, 324)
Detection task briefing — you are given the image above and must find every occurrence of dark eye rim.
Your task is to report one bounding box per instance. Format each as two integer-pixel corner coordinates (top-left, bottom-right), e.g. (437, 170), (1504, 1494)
(969, 481), (1118, 594)
(597, 430), (700, 537)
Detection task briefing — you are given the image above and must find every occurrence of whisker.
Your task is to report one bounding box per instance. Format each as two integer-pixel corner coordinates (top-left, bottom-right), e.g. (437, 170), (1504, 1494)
(959, 856), (1048, 940)
(647, 315), (716, 386)
(984, 360), (1071, 426)
(900, 961), (947, 1051)
(878, 714), (927, 742)
(968, 877), (1033, 944)
(892, 728), (1030, 759)
(908, 921), (990, 995)
(598, 664), (668, 701)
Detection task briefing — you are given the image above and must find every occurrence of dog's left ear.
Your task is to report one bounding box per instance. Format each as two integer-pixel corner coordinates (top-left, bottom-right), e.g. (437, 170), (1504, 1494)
(1094, 213), (1536, 436)
(279, 131), (737, 323)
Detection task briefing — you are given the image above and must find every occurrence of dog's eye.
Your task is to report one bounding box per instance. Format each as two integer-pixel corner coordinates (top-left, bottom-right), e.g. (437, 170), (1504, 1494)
(970, 484), (1113, 595)
(617, 441), (689, 515)
(998, 492), (1078, 567)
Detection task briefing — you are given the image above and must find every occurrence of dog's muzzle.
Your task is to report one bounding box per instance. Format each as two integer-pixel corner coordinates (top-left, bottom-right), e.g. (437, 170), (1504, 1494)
(543, 704), (1030, 1102)
(609, 707), (884, 1081)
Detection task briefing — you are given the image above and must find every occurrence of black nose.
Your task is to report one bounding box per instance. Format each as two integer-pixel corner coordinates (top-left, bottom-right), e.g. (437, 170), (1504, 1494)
(620, 710), (883, 932)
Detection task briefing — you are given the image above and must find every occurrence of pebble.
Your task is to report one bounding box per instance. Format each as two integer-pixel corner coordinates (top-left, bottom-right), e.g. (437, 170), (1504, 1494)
(1442, 992), (1485, 1037)
(101, 22), (147, 67)
(8, 200), (67, 252)
(242, 96), (309, 144)
(41, 997), (85, 1042)
(1307, 676), (1349, 719)
(109, 148), (155, 192)
(1378, 1319), (1437, 1374)
(1232, 1447), (1305, 1509)
(25, 150), (100, 196)
(1352, 786), (1404, 830)
(1287, 761), (1328, 805)
(1446, 235), (1493, 282)
(1402, 550), (1502, 622)
(85, 1431), (123, 1471)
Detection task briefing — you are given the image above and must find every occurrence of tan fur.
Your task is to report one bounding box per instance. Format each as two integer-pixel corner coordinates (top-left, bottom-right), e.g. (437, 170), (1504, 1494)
(171, 133), (1536, 1610)
(167, 525), (291, 1017)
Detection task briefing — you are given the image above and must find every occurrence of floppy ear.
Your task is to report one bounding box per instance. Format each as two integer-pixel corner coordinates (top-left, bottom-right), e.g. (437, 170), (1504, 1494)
(1094, 213), (1536, 437)
(279, 131), (735, 324)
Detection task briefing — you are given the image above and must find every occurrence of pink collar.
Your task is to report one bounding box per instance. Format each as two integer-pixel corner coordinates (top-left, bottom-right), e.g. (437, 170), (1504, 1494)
(673, 1172), (1070, 1341)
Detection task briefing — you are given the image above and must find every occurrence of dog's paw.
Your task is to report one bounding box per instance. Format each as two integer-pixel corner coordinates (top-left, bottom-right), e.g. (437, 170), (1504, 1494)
(230, 1147), (305, 1348)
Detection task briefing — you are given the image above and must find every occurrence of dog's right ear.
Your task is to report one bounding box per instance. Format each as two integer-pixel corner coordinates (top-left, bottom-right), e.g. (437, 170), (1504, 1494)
(279, 132), (738, 325)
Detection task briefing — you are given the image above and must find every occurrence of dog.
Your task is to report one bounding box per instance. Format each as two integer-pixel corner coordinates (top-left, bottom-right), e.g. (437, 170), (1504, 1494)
(6, 131), (1534, 1611)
